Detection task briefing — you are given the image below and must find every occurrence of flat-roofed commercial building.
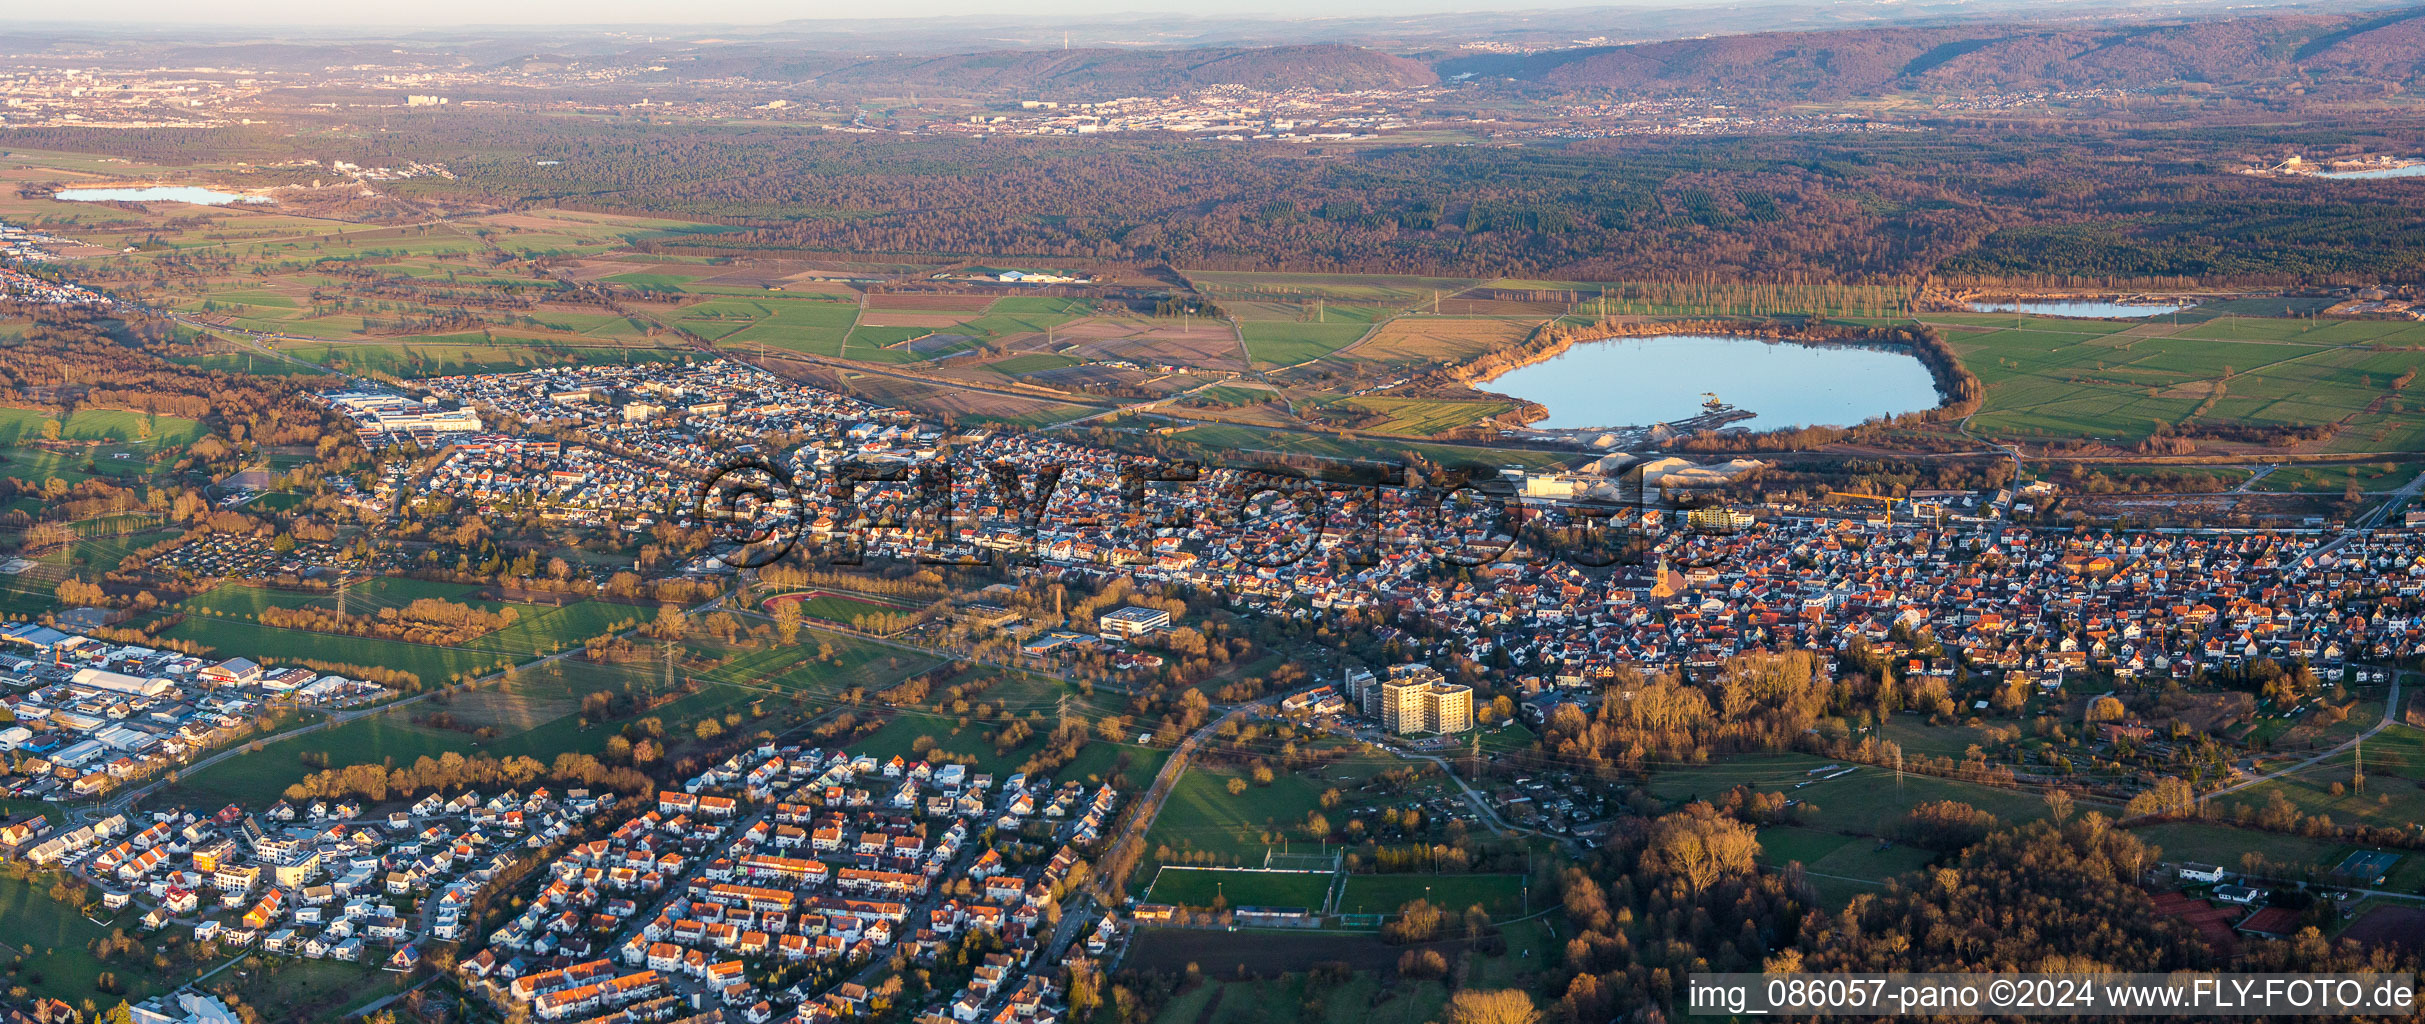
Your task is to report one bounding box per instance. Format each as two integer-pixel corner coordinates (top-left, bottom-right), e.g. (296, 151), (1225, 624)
(1096, 605), (1171, 642)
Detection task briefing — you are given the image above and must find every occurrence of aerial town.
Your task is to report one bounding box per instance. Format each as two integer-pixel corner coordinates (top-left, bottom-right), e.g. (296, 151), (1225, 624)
(16, 2), (2425, 1022)
(311, 360), (2425, 693)
(0, 622), (394, 802)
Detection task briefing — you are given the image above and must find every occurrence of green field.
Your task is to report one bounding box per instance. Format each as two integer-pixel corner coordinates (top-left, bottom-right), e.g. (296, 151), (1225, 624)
(176, 578), (495, 618)
(1336, 873), (1529, 917)
(843, 669), (1148, 781)
(692, 297), (861, 353)
(1752, 824), (1940, 907)
(1060, 739), (1172, 792)
(845, 708), (1039, 779)
(1136, 915), (1564, 1024)
(161, 590), (635, 686)
(1187, 269), (1484, 304)
(764, 590), (917, 628)
(1933, 314), (2425, 448)
(1137, 759), (1435, 882)
(989, 296), (1095, 314)
(0, 871), (206, 1003)
(0, 450), (165, 493)
(986, 353), (1085, 375)
(1240, 322), (1374, 368)
(2185, 297), (2343, 319)
(252, 334), (689, 376)
(0, 407), (206, 448)
(211, 954), (412, 1021)
(2126, 821), (2345, 871)
(1648, 752), (2054, 838)
(2254, 461), (2424, 493)
(606, 270), (716, 289)
(1325, 395), (1515, 436)
(1144, 421), (1577, 472)
(174, 629), (940, 806)
(1147, 868), (1333, 911)
(2211, 720), (2425, 834)
(0, 407), (202, 493)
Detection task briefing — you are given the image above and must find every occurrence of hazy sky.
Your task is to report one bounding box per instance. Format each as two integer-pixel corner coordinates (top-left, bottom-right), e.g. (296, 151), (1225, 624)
(39, 0), (1551, 27)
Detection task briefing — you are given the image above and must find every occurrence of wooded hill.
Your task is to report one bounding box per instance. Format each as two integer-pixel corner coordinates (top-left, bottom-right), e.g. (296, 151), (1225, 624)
(663, 43), (1439, 93)
(1451, 6), (2425, 97)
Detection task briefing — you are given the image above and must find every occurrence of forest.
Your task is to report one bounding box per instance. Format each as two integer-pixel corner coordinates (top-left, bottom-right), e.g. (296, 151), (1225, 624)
(16, 105), (2425, 287)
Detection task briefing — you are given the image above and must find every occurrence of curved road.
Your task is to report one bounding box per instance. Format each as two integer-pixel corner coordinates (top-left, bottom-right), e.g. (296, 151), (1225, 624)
(2193, 674), (2401, 812)
(80, 582), (745, 824)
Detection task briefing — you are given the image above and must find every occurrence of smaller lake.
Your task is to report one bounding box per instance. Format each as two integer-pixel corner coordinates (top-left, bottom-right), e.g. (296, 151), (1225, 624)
(53, 186), (268, 206)
(2314, 164), (2425, 180)
(1480, 334), (1942, 432)
(1966, 299), (2187, 319)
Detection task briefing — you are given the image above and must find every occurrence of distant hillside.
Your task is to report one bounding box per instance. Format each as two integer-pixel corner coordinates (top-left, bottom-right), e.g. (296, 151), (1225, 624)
(1451, 6), (2425, 97)
(652, 43), (1437, 96)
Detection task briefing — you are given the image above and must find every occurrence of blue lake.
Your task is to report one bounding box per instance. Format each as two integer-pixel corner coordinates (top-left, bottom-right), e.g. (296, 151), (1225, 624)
(2316, 164), (2425, 179)
(53, 186), (268, 205)
(1479, 334), (1942, 431)
(1967, 299), (2187, 318)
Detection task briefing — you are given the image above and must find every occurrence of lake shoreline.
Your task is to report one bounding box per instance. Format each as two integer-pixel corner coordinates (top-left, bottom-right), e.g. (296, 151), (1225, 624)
(1956, 294), (2193, 318)
(48, 183), (275, 206)
(1453, 319), (1967, 435)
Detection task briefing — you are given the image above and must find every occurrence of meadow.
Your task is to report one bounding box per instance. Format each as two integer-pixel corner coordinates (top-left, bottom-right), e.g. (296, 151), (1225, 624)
(2255, 461), (2424, 493)
(1929, 313), (2425, 448)
(1233, 302), (1387, 368)
(1335, 872), (1530, 917)
(841, 668), (1157, 784)
(1146, 950), (1451, 1024)
(1751, 824), (1941, 907)
(1140, 421), (1576, 472)
(174, 629), (940, 806)
(1146, 867), (1334, 911)
(160, 584), (637, 686)
(2208, 719), (2425, 835)
(2125, 821), (2347, 872)
(762, 589), (919, 628)
(1135, 758), (1441, 885)
(1647, 752), (2054, 838)
(1135, 917), (1563, 1024)
(983, 353), (1085, 376)
(1341, 318), (1539, 368)
(0, 870), (207, 1003)
(0, 407), (206, 449)
(1186, 270), (1482, 305)
(1320, 396), (1518, 436)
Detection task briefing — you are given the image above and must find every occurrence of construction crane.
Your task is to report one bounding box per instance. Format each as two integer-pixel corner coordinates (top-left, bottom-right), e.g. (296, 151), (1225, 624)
(1827, 491), (1946, 529)
(1826, 491), (1898, 526)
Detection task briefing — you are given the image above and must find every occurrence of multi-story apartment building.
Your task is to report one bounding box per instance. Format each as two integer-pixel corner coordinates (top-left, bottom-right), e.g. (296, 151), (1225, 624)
(1351, 664), (1474, 735)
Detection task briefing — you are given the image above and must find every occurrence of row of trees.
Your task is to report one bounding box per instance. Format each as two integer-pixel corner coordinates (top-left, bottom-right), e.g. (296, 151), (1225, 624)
(257, 595), (518, 644)
(281, 749), (652, 803)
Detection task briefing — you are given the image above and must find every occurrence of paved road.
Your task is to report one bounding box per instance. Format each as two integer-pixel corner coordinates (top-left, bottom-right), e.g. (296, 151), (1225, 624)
(1088, 698), (1272, 903)
(1396, 748), (1517, 835)
(2194, 674), (2402, 810)
(722, 595), (1132, 698)
(2355, 466), (2425, 530)
(85, 638), (600, 823)
(2173, 861), (2425, 905)
(1042, 380), (1222, 431)
(77, 582), (752, 824)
